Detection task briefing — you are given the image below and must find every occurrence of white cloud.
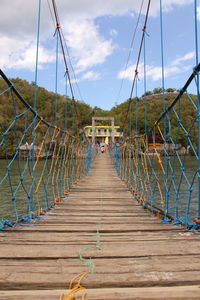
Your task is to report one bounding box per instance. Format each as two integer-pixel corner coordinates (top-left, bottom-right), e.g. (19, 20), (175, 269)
(146, 65), (180, 81)
(118, 51), (194, 82)
(0, 0), (193, 40)
(14, 45), (55, 71)
(81, 71), (101, 80)
(149, 0), (193, 16)
(0, 0), (194, 73)
(64, 19), (114, 73)
(69, 71), (101, 84)
(197, 5), (200, 21)
(0, 0), (54, 39)
(0, 37), (55, 71)
(110, 29), (118, 37)
(0, 0), (194, 37)
(171, 51), (195, 66)
(55, 0), (193, 20)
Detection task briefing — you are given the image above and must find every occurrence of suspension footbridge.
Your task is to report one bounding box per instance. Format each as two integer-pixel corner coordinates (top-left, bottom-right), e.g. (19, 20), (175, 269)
(0, 153), (200, 300)
(0, 0), (200, 299)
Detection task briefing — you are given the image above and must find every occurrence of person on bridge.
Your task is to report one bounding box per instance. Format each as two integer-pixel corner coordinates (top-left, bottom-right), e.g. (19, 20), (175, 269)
(101, 145), (105, 153)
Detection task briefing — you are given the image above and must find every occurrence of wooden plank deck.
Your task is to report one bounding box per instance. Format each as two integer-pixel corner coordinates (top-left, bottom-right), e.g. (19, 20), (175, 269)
(0, 154), (200, 299)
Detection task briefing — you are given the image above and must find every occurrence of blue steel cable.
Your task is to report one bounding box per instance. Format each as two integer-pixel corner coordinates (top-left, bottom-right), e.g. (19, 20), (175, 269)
(159, 0), (169, 220)
(116, 0), (145, 103)
(54, 28), (59, 123)
(57, 131), (67, 197)
(31, 0), (41, 216)
(72, 100), (75, 137)
(11, 92), (32, 218)
(194, 0), (200, 219)
(0, 85), (13, 96)
(109, 2), (200, 229)
(135, 79), (141, 196)
(129, 99), (132, 139)
(143, 33), (147, 134)
(0, 4), (95, 230)
(34, 125), (51, 210)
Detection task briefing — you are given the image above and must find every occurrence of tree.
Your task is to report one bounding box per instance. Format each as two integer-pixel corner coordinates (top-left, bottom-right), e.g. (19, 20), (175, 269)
(153, 87), (162, 94)
(165, 88), (176, 93)
(141, 91), (152, 98)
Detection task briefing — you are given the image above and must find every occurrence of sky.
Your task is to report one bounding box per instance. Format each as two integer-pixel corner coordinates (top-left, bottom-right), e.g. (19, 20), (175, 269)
(0, 0), (200, 110)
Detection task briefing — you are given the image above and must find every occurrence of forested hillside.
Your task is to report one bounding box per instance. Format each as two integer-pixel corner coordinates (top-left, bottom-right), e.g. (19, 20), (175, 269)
(0, 77), (198, 154)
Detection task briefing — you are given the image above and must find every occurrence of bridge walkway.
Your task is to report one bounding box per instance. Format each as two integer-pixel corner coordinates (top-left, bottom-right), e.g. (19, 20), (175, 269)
(0, 154), (200, 299)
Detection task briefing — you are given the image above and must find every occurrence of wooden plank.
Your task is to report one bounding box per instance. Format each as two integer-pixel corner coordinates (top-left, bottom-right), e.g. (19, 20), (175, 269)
(4, 223), (182, 232)
(0, 240), (200, 258)
(34, 218), (163, 224)
(1, 286), (200, 300)
(0, 231), (197, 243)
(0, 268), (200, 290)
(0, 255), (200, 273)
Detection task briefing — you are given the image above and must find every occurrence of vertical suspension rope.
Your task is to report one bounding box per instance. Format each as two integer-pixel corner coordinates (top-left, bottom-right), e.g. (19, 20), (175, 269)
(135, 79), (140, 195)
(64, 81), (68, 130)
(129, 98), (132, 139)
(195, 0), (200, 219)
(135, 79), (138, 135)
(54, 28), (59, 123)
(72, 98), (75, 136)
(160, 0), (168, 219)
(143, 34), (147, 134)
(51, 0), (74, 99)
(31, 0), (41, 214)
(122, 0), (151, 134)
(0, 1), (95, 230)
(34, 0), (41, 113)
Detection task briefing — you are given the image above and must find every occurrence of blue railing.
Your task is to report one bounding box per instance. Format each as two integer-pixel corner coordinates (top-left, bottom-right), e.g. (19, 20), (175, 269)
(0, 70), (94, 230)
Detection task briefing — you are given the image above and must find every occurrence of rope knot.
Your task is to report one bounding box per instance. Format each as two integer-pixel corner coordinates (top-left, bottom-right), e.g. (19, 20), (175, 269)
(142, 26), (146, 32)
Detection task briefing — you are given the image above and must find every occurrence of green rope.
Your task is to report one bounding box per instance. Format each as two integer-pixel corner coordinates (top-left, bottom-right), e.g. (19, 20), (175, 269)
(77, 230), (102, 274)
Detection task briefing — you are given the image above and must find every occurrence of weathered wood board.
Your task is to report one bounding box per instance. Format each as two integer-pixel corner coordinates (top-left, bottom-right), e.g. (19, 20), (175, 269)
(0, 154), (200, 299)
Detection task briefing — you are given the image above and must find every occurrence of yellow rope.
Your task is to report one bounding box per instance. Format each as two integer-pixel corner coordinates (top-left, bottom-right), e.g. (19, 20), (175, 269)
(119, 132), (165, 209)
(60, 272), (87, 300)
(51, 128), (61, 204)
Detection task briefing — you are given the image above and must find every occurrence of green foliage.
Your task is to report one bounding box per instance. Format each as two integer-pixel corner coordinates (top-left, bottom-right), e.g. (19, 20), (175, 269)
(109, 92), (198, 149)
(165, 88), (176, 93)
(141, 91), (152, 97)
(0, 76), (198, 156)
(153, 87), (162, 94)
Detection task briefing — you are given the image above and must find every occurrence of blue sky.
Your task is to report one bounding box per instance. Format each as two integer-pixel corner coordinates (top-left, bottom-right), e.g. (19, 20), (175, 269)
(0, 0), (200, 110)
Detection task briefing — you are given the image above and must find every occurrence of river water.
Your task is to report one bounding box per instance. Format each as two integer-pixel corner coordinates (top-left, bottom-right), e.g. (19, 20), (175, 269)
(146, 155), (199, 222)
(0, 159), (55, 221)
(0, 156), (199, 223)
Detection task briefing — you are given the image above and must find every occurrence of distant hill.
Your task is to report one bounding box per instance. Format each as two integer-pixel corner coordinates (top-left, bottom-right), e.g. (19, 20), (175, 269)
(110, 91), (197, 147)
(0, 77), (198, 154)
